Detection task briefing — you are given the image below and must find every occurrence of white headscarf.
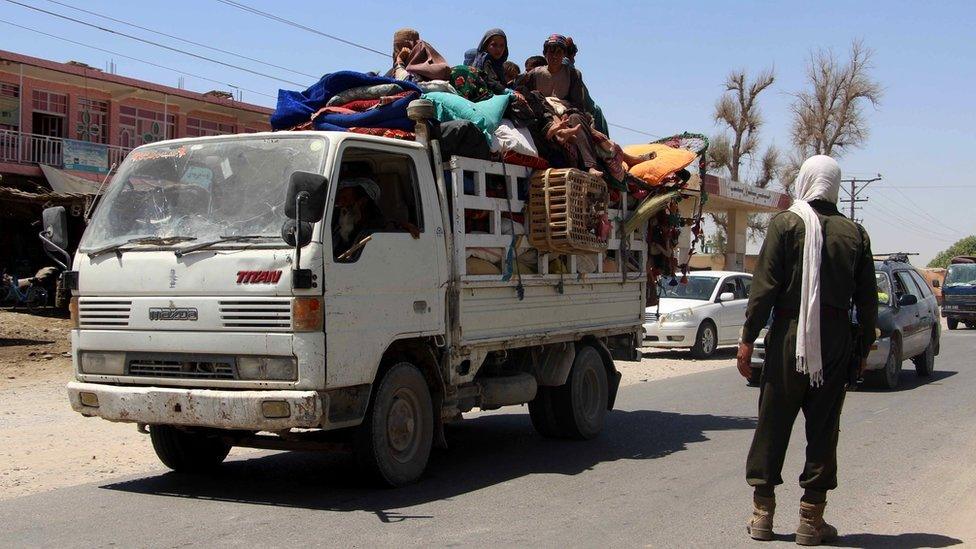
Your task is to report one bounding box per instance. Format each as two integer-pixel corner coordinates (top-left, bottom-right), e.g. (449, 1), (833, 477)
(788, 155), (841, 387)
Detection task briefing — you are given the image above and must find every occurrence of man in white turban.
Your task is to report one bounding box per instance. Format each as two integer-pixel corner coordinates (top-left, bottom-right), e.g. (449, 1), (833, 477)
(736, 155), (878, 545)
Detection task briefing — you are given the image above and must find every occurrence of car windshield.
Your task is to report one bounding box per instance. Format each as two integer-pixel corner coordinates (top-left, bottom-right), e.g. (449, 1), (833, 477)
(80, 135), (328, 251)
(945, 263), (976, 286)
(876, 271), (892, 306)
(658, 275), (719, 301)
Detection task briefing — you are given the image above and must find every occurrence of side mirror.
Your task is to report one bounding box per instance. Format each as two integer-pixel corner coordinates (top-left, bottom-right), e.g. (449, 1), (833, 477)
(719, 292), (735, 302)
(41, 206), (69, 252)
(281, 219), (313, 248)
(284, 171), (328, 221)
(897, 294), (918, 307)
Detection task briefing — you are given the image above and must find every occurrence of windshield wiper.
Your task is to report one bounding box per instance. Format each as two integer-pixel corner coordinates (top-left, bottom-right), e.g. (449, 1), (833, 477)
(174, 235), (276, 258)
(88, 236), (197, 258)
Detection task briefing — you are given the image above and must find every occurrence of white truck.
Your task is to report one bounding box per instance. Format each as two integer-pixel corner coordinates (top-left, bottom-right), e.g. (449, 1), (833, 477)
(43, 104), (648, 485)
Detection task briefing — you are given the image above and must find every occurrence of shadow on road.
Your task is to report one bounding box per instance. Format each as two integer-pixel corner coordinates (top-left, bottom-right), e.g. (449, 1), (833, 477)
(0, 337), (54, 347)
(856, 369), (958, 393)
(641, 347), (737, 361)
(832, 532), (963, 548)
(102, 409), (755, 521)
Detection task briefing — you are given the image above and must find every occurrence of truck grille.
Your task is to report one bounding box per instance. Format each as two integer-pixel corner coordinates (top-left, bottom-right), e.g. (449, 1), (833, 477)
(78, 299), (131, 328)
(219, 299), (292, 330)
(644, 312), (659, 323)
(128, 358), (236, 379)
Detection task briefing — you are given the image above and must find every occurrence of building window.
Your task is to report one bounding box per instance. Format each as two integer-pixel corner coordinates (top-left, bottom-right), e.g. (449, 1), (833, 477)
(32, 90), (68, 115)
(119, 105), (175, 147)
(76, 97), (109, 144)
(186, 117), (235, 137)
(0, 83), (18, 130)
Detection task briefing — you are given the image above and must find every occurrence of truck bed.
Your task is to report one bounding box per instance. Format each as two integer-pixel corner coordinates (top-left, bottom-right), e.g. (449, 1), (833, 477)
(445, 156), (647, 350)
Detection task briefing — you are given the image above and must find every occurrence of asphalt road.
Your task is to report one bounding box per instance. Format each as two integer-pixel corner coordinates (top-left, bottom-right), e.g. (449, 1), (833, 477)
(2, 331), (974, 548)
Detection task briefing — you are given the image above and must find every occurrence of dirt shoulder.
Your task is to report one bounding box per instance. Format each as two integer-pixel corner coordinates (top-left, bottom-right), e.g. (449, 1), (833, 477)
(0, 309), (735, 501)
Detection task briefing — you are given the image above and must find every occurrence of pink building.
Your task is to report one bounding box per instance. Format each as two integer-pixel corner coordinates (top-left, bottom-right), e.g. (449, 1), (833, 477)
(0, 49), (274, 281)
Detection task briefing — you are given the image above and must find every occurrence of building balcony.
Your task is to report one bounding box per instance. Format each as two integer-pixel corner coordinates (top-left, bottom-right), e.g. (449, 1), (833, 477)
(0, 128), (131, 174)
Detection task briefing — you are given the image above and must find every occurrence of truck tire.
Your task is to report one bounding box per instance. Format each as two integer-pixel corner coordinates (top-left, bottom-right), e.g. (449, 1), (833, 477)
(912, 330), (936, 377)
(690, 321), (717, 359)
(947, 318), (958, 330)
(355, 362), (433, 487)
(550, 345), (609, 440)
(149, 425), (231, 473)
(528, 385), (563, 438)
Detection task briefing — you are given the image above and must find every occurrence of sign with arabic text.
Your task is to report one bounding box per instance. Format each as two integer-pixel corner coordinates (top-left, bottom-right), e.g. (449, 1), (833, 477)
(63, 139), (109, 174)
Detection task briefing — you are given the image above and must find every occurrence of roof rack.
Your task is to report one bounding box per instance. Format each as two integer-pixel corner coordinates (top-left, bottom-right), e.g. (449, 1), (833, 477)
(873, 252), (918, 264)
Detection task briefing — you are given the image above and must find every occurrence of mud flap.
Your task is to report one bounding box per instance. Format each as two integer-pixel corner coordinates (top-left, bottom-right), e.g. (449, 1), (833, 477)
(607, 369), (622, 410)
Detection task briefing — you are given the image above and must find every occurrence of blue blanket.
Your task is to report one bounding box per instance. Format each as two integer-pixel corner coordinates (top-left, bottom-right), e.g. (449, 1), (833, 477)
(270, 71), (423, 131)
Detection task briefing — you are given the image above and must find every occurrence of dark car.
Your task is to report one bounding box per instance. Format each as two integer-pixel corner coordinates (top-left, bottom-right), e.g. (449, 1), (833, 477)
(751, 254), (940, 389)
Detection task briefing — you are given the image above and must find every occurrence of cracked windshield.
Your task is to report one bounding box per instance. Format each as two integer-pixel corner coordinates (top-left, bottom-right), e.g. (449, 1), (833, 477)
(945, 263), (976, 287)
(80, 136), (328, 251)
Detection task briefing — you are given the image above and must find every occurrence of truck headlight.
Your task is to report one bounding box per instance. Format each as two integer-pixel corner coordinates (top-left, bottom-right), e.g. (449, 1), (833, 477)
(237, 356), (297, 381)
(80, 351), (126, 375)
(661, 309), (694, 324)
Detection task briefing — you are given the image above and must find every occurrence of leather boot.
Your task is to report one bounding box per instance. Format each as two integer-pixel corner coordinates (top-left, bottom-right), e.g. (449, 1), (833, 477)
(795, 501), (838, 546)
(747, 494), (775, 541)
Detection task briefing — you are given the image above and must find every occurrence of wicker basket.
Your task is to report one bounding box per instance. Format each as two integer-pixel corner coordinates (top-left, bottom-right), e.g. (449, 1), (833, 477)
(527, 168), (609, 255)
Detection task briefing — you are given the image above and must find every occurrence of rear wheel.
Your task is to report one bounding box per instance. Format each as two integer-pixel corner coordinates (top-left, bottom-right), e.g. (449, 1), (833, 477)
(913, 330), (937, 377)
(690, 321), (717, 359)
(549, 345), (609, 440)
(149, 425), (231, 473)
(355, 362), (433, 487)
(881, 338), (902, 390)
(947, 318), (959, 330)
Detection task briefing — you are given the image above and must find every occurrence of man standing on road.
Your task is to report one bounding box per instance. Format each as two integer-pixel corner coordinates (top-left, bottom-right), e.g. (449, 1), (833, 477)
(736, 155), (877, 545)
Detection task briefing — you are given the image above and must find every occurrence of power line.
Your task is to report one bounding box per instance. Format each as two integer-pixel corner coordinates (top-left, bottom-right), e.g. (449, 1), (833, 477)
(43, 0), (319, 80)
(214, 0), (390, 57)
(0, 18), (276, 99)
(607, 123), (661, 139)
(872, 190), (963, 236)
(862, 197), (957, 239)
(2, 0), (308, 87)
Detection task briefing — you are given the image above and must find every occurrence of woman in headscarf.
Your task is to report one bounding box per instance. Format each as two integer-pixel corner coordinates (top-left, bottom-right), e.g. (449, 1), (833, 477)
(737, 155), (878, 545)
(470, 28), (511, 95)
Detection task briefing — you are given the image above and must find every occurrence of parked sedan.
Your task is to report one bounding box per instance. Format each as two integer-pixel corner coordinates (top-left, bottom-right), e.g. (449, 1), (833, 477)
(751, 256), (940, 389)
(644, 271), (752, 359)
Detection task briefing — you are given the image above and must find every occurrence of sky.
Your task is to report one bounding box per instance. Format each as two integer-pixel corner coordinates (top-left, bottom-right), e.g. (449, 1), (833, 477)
(1, 0), (973, 265)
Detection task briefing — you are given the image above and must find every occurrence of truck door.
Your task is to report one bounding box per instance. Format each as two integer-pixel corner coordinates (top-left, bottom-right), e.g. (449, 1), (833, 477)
(322, 144), (442, 388)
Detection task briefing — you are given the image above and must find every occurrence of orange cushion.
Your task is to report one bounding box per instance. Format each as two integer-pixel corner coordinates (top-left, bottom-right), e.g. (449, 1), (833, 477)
(624, 144), (696, 185)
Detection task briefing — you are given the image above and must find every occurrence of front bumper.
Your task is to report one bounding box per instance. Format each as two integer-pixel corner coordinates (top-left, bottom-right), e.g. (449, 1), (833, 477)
(67, 381), (323, 431)
(942, 306), (976, 319)
(643, 321), (696, 348)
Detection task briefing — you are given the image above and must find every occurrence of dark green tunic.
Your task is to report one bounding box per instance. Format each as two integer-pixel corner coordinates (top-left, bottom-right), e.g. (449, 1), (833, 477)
(743, 200), (878, 496)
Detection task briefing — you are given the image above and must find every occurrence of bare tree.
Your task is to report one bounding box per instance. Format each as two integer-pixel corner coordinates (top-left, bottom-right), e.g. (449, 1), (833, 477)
(712, 68), (776, 182)
(790, 39), (882, 158)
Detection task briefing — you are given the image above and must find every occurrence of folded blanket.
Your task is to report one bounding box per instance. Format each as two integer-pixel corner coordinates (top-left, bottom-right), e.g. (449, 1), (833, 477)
(348, 127), (416, 140)
(491, 118), (538, 156)
(422, 92), (511, 141)
(271, 71), (422, 130)
(417, 80), (458, 94)
(325, 83), (403, 107)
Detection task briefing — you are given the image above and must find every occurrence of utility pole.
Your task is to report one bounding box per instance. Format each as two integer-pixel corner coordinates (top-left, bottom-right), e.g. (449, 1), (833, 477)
(839, 174), (882, 224)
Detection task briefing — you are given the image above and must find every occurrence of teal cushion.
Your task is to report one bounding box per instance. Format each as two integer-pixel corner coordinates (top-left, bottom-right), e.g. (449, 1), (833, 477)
(421, 92), (511, 140)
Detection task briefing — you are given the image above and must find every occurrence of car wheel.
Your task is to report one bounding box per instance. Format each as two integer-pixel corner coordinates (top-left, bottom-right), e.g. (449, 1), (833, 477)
(882, 337), (902, 390)
(149, 425), (231, 473)
(947, 318), (959, 330)
(912, 330), (936, 377)
(355, 362), (434, 487)
(966, 322), (975, 329)
(690, 321), (717, 359)
(550, 345), (609, 440)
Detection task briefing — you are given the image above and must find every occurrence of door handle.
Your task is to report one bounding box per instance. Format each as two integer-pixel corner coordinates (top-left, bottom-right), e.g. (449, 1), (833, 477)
(413, 300), (428, 313)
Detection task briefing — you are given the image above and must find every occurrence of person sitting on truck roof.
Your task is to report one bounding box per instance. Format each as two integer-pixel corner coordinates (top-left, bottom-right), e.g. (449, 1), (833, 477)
(503, 61), (520, 87)
(521, 35), (588, 112)
(524, 55), (546, 73)
(387, 28), (451, 82)
(468, 28), (511, 95)
(563, 36), (609, 136)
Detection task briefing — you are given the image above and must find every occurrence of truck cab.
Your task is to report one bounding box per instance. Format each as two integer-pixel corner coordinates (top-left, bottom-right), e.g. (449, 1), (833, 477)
(942, 256), (976, 330)
(47, 124), (649, 486)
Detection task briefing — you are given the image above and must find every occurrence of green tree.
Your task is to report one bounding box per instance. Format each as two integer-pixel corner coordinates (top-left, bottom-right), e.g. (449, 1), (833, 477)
(928, 236), (976, 268)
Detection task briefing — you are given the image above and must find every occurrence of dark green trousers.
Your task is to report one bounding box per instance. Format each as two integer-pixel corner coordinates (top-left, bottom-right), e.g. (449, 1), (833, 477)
(746, 317), (850, 496)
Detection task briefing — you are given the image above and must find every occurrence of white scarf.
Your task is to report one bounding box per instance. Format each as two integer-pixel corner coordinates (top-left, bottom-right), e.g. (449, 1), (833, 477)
(787, 155), (841, 387)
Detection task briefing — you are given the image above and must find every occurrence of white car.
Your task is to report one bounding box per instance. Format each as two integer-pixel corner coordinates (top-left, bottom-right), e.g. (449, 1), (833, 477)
(643, 271), (753, 358)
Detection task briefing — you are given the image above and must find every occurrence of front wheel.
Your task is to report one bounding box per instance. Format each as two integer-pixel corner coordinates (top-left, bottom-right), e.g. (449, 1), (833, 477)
(690, 321), (717, 359)
(947, 318), (959, 330)
(149, 425), (231, 473)
(355, 362), (433, 487)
